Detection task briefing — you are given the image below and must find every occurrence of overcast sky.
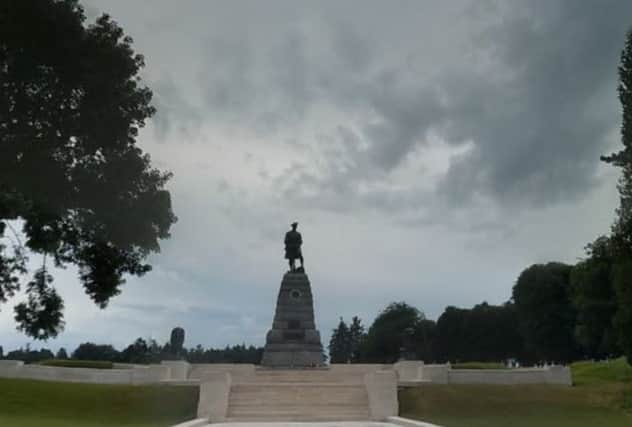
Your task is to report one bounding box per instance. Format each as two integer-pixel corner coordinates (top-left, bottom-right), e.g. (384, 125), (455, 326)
(2, 0), (631, 353)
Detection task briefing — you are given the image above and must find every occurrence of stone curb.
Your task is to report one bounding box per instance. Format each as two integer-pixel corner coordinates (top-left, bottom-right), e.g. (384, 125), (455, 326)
(388, 415), (443, 427)
(170, 418), (208, 427)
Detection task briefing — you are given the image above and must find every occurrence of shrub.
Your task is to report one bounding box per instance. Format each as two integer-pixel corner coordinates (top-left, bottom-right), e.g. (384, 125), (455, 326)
(38, 359), (113, 369)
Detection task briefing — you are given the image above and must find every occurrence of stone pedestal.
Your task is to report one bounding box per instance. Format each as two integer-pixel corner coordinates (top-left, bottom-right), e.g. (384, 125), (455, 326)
(261, 272), (324, 367)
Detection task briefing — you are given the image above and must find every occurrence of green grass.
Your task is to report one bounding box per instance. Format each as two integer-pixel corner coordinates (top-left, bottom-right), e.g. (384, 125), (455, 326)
(38, 359), (114, 369)
(0, 377), (198, 427)
(400, 358), (632, 427)
(451, 362), (506, 370)
(571, 357), (632, 386)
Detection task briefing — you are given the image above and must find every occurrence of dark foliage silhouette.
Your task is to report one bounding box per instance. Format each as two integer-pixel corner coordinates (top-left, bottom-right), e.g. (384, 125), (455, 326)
(513, 263), (578, 363)
(601, 29), (632, 365)
(0, 0), (176, 339)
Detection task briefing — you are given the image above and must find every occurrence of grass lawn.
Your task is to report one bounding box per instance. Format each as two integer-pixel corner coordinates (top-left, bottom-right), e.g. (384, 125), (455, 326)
(400, 358), (632, 427)
(0, 377), (198, 427)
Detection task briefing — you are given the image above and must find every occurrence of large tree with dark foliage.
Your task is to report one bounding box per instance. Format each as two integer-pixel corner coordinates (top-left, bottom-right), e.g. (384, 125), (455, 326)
(328, 316), (367, 363)
(361, 302), (426, 363)
(328, 317), (351, 363)
(601, 29), (632, 366)
(348, 316), (367, 362)
(602, 29), (632, 257)
(570, 236), (620, 359)
(0, 0), (176, 339)
(512, 263), (578, 363)
(72, 342), (119, 361)
(436, 303), (522, 363)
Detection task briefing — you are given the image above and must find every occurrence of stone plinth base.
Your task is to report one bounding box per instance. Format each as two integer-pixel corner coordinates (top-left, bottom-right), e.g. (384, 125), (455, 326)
(261, 272), (324, 367)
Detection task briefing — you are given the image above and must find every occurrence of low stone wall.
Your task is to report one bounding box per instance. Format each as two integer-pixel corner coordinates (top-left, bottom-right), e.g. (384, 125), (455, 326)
(394, 361), (572, 386)
(0, 359), (572, 386)
(0, 359), (173, 384)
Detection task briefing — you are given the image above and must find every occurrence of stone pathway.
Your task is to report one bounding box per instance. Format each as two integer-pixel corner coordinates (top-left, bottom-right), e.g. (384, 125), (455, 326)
(211, 423), (397, 427)
(173, 416), (441, 427)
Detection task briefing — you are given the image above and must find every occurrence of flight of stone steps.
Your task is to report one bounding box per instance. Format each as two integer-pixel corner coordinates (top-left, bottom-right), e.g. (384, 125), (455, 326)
(225, 368), (371, 421)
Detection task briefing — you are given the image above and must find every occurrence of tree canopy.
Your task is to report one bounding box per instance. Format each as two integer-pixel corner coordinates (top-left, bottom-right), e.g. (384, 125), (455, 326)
(328, 317), (352, 363)
(602, 29), (632, 257)
(604, 29), (632, 365)
(436, 302), (521, 363)
(512, 263), (577, 363)
(361, 302), (425, 363)
(0, 0), (176, 339)
(570, 236), (620, 359)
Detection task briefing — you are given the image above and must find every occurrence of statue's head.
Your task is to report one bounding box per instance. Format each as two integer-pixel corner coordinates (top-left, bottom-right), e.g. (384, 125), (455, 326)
(291, 221), (298, 230)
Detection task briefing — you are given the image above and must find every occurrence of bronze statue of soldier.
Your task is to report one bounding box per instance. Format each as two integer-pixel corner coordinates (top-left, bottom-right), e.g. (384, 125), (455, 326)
(284, 222), (304, 272)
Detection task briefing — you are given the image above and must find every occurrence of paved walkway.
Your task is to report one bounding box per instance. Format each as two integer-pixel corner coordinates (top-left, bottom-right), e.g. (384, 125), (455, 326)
(211, 423), (397, 427)
(174, 417), (441, 427)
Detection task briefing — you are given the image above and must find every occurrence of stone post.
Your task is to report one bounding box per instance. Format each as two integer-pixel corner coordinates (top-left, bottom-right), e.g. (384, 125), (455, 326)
(365, 370), (399, 420)
(197, 372), (231, 421)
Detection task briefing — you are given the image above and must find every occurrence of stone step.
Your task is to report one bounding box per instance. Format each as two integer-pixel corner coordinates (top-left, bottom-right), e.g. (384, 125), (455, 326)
(226, 417), (369, 422)
(226, 408), (370, 421)
(228, 401), (368, 410)
(226, 382), (370, 421)
(230, 395), (368, 405)
(248, 376), (364, 384)
(230, 383), (368, 396)
(226, 414), (370, 421)
(250, 371), (366, 383)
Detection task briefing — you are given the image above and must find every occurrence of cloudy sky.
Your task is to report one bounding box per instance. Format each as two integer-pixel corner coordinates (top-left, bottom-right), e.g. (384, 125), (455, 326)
(2, 0), (631, 353)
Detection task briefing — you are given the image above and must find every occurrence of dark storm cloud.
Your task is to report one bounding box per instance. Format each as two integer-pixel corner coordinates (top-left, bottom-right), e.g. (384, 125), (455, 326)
(435, 1), (632, 207)
(163, 0), (631, 215)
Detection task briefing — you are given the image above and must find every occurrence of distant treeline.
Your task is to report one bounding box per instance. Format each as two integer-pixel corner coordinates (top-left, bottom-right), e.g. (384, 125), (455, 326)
(329, 239), (629, 365)
(0, 338), (263, 365)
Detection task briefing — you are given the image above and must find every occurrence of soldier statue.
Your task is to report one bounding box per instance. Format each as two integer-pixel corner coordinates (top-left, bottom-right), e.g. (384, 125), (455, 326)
(284, 222), (304, 272)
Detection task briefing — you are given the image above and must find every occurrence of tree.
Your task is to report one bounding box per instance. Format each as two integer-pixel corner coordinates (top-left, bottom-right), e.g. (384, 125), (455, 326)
(56, 347), (68, 359)
(601, 29), (632, 366)
(119, 338), (150, 364)
(187, 344), (205, 364)
(328, 317), (351, 363)
(612, 260), (632, 365)
(415, 318), (437, 362)
(435, 304), (522, 363)
(602, 29), (632, 257)
(6, 345), (54, 363)
(72, 342), (119, 361)
(348, 316), (366, 362)
(570, 236), (620, 359)
(512, 263), (578, 363)
(436, 306), (468, 362)
(361, 302), (425, 363)
(0, 0), (176, 339)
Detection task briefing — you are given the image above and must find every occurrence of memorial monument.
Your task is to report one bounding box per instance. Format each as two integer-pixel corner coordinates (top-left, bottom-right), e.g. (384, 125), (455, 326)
(261, 222), (325, 367)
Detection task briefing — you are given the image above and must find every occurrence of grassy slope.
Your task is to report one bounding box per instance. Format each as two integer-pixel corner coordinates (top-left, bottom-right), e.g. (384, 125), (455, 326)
(400, 358), (632, 427)
(0, 378), (198, 427)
